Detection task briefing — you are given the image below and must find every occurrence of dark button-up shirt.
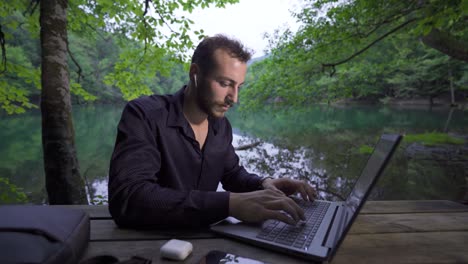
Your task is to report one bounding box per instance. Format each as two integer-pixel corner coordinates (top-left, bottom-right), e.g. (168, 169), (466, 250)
(108, 87), (262, 228)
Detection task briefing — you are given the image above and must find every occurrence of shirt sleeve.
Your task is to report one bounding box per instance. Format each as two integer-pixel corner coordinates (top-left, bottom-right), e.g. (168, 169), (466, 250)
(220, 120), (263, 192)
(108, 101), (230, 229)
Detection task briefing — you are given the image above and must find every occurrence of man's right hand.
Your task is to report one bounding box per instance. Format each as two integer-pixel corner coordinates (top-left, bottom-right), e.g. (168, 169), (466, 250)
(229, 189), (306, 225)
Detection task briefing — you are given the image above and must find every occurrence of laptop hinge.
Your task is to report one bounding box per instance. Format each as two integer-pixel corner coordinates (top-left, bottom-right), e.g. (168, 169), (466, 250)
(322, 204), (345, 248)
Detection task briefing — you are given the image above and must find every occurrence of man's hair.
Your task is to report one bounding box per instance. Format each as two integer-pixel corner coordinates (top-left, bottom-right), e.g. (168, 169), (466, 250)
(191, 34), (253, 74)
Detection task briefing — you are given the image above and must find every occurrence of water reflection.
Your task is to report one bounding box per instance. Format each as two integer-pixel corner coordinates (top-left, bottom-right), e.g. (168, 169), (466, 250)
(0, 104), (466, 204)
(228, 105), (467, 202)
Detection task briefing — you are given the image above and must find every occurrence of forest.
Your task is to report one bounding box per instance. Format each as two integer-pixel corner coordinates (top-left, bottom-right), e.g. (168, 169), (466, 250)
(0, 0), (467, 204)
(241, 0), (467, 111)
(1, 1), (467, 115)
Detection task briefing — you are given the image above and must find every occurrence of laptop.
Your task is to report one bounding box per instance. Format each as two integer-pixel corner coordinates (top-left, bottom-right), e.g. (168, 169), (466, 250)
(211, 134), (402, 262)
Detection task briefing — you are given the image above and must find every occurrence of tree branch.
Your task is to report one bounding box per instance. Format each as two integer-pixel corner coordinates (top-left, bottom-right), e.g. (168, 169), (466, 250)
(302, 1), (421, 54)
(235, 142), (261, 151)
(143, 0), (152, 16)
(24, 0), (40, 16)
(421, 28), (468, 62)
(134, 0), (154, 69)
(322, 18), (418, 74)
(155, 8), (176, 34)
(85, 23), (108, 41)
(0, 24), (6, 74)
(67, 44), (84, 83)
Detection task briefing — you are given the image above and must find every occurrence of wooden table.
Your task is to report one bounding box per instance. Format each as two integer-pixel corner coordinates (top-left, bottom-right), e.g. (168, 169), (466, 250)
(65, 200), (468, 263)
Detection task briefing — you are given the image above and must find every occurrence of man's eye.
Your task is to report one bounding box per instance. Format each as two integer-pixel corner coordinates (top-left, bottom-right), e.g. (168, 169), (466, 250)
(220, 82), (230, 87)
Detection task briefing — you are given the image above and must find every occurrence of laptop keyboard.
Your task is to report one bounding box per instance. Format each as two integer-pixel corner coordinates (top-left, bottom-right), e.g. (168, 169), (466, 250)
(256, 200), (330, 250)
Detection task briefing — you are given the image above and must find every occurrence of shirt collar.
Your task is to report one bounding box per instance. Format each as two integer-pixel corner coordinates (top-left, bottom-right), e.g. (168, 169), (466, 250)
(167, 86), (187, 129)
(167, 86), (221, 135)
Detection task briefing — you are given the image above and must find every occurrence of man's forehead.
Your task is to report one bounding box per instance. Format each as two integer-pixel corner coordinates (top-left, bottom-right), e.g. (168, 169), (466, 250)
(207, 49), (247, 82)
(212, 48), (245, 64)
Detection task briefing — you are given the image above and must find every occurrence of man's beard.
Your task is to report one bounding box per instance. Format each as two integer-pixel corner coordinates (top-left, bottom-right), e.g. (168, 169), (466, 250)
(196, 87), (218, 117)
(197, 94), (233, 118)
(196, 81), (235, 117)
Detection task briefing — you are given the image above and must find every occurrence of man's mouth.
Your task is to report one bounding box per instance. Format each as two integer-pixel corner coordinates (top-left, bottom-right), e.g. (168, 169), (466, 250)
(225, 99), (234, 108)
(220, 104), (230, 111)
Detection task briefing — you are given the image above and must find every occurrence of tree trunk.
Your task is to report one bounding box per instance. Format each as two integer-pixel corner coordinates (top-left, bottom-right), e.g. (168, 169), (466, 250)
(443, 107), (454, 133)
(448, 68), (456, 107)
(40, 0), (88, 204)
(421, 28), (468, 63)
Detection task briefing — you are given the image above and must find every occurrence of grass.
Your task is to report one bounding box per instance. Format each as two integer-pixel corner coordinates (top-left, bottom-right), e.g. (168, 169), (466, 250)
(404, 132), (466, 146)
(358, 145), (374, 154)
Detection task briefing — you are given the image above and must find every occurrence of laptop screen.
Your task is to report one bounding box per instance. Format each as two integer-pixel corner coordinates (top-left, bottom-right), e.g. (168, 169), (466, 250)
(345, 135), (399, 223)
(330, 134), (402, 259)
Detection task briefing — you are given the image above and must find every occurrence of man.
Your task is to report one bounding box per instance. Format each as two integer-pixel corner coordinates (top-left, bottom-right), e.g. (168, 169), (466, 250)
(108, 34), (316, 228)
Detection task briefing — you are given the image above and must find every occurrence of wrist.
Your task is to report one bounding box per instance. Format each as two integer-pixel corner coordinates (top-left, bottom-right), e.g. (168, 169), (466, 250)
(228, 192), (240, 216)
(258, 177), (274, 190)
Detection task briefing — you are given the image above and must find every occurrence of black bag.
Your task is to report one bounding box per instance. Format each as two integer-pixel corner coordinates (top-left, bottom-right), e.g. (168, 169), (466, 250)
(0, 205), (90, 264)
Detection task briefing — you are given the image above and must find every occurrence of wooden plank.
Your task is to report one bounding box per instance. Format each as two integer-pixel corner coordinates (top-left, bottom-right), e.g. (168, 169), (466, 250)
(89, 211), (468, 241)
(82, 231), (468, 264)
(349, 212), (468, 234)
(63, 200), (468, 240)
(333, 232), (468, 264)
(77, 200), (468, 264)
(52, 205), (110, 219)
(361, 200), (468, 214)
(90, 220), (215, 241)
(83, 238), (311, 264)
(54, 200), (468, 220)
(59, 200), (468, 218)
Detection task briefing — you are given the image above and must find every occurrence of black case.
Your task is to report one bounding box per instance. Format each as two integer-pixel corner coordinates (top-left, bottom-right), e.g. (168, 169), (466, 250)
(0, 205), (90, 264)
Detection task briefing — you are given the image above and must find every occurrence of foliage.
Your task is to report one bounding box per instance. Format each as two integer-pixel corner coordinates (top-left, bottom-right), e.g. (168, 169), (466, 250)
(240, 0), (468, 111)
(0, 177), (28, 204)
(404, 132), (466, 145)
(0, 0), (238, 114)
(0, 39), (40, 113)
(291, 0), (466, 66)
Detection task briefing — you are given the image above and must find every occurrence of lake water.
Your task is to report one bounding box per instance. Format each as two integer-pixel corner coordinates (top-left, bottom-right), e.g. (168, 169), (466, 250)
(0, 104), (467, 204)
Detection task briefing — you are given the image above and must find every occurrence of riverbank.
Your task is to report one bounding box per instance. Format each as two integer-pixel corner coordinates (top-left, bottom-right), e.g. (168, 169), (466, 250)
(331, 96), (468, 109)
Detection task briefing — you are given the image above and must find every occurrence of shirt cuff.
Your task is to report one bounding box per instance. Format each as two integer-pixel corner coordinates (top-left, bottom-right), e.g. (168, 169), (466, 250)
(199, 190), (230, 224)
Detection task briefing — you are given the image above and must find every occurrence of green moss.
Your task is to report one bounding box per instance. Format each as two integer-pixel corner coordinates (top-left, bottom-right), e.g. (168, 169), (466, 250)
(358, 145), (374, 154)
(404, 132), (466, 146)
(0, 177), (28, 204)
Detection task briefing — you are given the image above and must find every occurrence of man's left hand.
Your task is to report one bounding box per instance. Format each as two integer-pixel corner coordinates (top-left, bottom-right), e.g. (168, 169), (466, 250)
(262, 178), (317, 202)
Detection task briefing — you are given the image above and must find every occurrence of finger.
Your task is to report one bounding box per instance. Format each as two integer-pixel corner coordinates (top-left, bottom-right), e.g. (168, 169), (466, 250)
(262, 189), (306, 221)
(273, 188), (285, 195)
(284, 197), (306, 221)
(263, 188), (286, 197)
(304, 183), (317, 201)
(264, 198), (304, 222)
(264, 210), (297, 225)
(281, 179), (299, 196)
(289, 197), (306, 221)
(298, 184), (309, 202)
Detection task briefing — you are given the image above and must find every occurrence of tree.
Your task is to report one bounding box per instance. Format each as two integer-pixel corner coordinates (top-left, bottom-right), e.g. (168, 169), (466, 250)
(1, 0), (237, 204)
(291, 0), (467, 71)
(239, 0), (467, 110)
(40, 0), (88, 204)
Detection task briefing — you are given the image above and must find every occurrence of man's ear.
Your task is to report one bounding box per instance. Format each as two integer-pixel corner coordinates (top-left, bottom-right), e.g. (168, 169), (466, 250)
(189, 63), (199, 87)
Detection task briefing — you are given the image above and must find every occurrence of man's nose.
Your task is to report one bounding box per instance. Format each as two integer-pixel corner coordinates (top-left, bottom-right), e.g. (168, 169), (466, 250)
(228, 86), (238, 104)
